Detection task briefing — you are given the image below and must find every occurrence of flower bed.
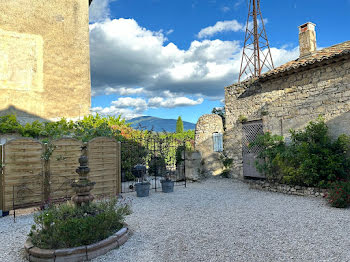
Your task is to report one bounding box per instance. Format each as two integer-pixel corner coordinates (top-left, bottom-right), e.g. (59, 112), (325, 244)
(25, 226), (129, 262)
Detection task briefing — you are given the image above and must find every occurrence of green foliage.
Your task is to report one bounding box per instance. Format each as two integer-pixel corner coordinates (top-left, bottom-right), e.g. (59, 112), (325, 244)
(41, 142), (57, 161)
(148, 156), (166, 176)
(212, 107), (226, 129)
(0, 115), (23, 134)
(73, 114), (123, 142)
(220, 169), (231, 178)
(252, 117), (350, 187)
(238, 115), (248, 123)
(40, 119), (75, 139)
(21, 121), (44, 138)
(0, 114), (126, 141)
(121, 139), (148, 180)
(176, 116), (184, 133)
(326, 180), (350, 208)
(219, 153), (233, 178)
(249, 132), (286, 182)
(176, 145), (185, 164)
(29, 198), (131, 249)
(0, 114), (195, 179)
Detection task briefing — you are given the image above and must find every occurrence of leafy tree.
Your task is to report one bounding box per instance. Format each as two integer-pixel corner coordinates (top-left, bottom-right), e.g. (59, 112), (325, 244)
(176, 116), (184, 133)
(212, 107), (225, 130)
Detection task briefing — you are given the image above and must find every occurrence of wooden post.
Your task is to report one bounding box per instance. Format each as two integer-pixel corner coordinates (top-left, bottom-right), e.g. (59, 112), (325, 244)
(116, 142), (121, 194)
(0, 144), (3, 212)
(43, 143), (50, 204)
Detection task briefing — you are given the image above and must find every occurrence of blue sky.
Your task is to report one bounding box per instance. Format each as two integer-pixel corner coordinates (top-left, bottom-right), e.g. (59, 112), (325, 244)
(89, 0), (350, 123)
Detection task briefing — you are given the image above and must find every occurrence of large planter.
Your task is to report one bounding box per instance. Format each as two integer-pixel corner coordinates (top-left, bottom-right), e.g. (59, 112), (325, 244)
(135, 182), (150, 197)
(161, 180), (174, 193)
(25, 226), (129, 262)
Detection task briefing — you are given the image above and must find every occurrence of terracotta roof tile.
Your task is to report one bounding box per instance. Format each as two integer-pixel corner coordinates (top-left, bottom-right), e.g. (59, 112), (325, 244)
(260, 40), (350, 80)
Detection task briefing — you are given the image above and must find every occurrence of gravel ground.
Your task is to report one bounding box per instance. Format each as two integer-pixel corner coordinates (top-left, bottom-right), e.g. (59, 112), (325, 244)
(1, 177), (350, 262)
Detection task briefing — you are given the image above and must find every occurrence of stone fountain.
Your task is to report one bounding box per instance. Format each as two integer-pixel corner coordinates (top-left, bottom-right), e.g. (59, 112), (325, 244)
(71, 145), (96, 206)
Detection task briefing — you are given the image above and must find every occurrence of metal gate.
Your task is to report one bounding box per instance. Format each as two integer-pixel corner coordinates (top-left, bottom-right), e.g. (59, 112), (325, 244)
(120, 136), (189, 193)
(242, 120), (264, 178)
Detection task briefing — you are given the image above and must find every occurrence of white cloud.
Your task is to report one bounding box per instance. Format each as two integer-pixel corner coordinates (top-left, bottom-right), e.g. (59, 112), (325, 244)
(234, 0), (244, 9)
(104, 87), (146, 96)
(166, 29), (174, 35)
(92, 106), (142, 119)
(221, 6), (230, 12)
(90, 18), (300, 111)
(90, 18), (243, 98)
(197, 20), (244, 39)
(148, 97), (203, 108)
(111, 97), (147, 110)
(91, 95), (204, 119)
(89, 0), (116, 23)
(270, 47), (299, 68)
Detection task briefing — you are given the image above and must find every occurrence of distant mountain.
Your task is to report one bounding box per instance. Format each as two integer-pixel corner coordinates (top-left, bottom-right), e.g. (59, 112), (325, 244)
(127, 116), (195, 132)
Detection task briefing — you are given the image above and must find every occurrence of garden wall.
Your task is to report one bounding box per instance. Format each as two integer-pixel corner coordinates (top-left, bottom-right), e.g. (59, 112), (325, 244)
(247, 180), (327, 197)
(0, 137), (121, 212)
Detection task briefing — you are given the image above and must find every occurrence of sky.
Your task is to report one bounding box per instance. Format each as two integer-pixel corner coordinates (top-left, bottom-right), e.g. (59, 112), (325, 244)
(89, 0), (350, 123)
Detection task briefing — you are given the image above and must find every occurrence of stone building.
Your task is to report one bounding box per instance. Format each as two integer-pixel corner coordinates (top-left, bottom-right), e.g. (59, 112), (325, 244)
(225, 22), (350, 178)
(195, 114), (224, 176)
(0, 0), (93, 122)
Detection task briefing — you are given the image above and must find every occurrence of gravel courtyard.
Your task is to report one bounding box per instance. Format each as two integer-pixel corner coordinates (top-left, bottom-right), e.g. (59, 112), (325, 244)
(1, 178), (350, 262)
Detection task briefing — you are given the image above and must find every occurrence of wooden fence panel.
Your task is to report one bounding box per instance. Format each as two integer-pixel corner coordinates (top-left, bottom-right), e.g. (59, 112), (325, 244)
(0, 144), (3, 211)
(116, 142), (121, 194)
(88, 137), (120, 197)
(2, 138), (44, 211)
(49, 138), (82, 201)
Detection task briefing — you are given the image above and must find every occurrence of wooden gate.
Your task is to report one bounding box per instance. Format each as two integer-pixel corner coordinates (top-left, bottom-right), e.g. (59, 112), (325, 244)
(242, 120), (264, 178)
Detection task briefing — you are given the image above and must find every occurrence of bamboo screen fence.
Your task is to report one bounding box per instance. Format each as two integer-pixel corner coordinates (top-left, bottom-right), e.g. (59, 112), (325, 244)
(0, 137), (121, 212)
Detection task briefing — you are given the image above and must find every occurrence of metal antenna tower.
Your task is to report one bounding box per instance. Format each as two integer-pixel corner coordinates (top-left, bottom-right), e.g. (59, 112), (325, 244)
(239, 0), (274, 82)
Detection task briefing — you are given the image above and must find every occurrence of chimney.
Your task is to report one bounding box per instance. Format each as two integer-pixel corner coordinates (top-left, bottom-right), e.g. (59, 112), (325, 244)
(298, 22), (316, 58)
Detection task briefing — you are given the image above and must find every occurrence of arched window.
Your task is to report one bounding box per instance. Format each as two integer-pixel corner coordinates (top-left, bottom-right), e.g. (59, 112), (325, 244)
(213, 132), (223, 152)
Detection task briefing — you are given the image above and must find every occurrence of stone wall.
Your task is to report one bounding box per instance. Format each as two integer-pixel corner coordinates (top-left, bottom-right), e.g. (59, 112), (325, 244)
(0, 0), (91, 122)
(185, 151), (204, 181)
(195, 114), (224, 176)
(225, 57), (350, 178)
(247, 180), (327, 198)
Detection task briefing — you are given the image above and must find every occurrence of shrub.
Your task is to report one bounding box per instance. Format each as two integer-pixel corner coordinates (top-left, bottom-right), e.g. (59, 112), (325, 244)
(326, 180), (350, 208)
(253, 117), (350, 187)
(0, 114), (23, 134)
(219, 152), (233, 178)
(29, 198), (131, 249)
(238, 115), (248, 123)
(175, 145), (185, 165)
(249, 131), (286, 182)
(148, 156), (166, 176)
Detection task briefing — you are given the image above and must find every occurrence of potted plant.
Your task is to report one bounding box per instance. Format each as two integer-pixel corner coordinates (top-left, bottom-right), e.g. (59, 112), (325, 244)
(132, 164), (150, 197)
(161, 173), (174, 193)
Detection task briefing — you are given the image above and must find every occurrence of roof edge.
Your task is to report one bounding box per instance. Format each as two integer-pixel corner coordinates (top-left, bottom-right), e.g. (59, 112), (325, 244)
(226, 42), (350, 89)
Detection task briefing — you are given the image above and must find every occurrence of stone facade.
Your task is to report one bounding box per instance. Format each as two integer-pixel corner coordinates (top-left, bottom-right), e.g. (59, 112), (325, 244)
(225, 56), (350, 178)
(195, 114), (224, 176)
(0, 0), (91, 122)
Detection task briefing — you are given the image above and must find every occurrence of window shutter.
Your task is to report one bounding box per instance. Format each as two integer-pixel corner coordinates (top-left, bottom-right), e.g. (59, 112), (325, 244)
(213, 133), (223, 152)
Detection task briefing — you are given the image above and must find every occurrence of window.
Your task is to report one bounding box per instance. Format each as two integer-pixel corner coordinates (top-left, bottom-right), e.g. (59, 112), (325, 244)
(213, 132), (223, 152)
